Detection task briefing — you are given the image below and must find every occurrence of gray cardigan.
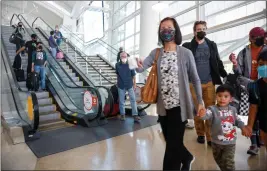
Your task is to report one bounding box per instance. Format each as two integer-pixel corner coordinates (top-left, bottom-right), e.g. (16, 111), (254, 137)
(136, 46), (203, 122)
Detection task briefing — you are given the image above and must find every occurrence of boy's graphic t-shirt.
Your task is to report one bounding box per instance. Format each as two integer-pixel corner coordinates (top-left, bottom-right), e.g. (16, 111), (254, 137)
(201, 105), (245, 145)
(32, 51), (47, 66)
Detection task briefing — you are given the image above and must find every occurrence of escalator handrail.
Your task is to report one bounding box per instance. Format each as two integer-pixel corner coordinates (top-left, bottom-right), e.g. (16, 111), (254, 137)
(32, 19), (148, 113)
(6, 20), (96, 114)
(38, 26), (117, 84)
(1, 37), (24, 92)
(1, 40), (39, 134)
(19, 14), (102, 89)
(32, 17), (54, 32)
(32, 17), (118, 80)
(37, 26), (116, 85)
(33, 17), (98, 50)
(31, 16), (148, 112)
(17, 14), (104, 119)
(32, 17), (151, 75)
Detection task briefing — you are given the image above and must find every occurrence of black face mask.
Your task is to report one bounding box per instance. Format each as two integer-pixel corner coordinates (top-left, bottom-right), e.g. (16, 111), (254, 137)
(255, 37), (264, 47)
(196, 31), (206, 40)
(18, 25), (22, 27)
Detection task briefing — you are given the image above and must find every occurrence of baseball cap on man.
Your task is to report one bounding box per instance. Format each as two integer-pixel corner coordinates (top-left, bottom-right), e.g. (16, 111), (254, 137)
(249, 27), (265, 38)
(31, 34), (37, 38)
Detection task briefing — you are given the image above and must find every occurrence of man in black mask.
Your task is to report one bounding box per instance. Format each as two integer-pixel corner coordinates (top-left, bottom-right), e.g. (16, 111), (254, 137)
(183, 21), (227, 146)
(16, 34), (42, 75)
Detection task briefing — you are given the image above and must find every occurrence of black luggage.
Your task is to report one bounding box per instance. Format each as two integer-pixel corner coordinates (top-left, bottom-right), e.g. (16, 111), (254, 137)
(12, 54), (22, 69)
(110, 85), (119, 103)
(26, 72), (39, 91)
(12, 54), (25, 81)
(14, 68), (25, 82)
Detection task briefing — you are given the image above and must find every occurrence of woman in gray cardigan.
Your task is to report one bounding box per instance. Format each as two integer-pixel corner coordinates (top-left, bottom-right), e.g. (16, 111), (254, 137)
(136, 17), (204, 170)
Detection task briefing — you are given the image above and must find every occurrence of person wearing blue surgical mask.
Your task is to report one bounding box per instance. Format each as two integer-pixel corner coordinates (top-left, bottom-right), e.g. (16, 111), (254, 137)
(245, 50), (267, 151)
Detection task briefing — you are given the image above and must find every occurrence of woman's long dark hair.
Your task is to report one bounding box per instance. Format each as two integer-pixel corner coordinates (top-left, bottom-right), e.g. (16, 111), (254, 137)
(158, 17), (182, 46)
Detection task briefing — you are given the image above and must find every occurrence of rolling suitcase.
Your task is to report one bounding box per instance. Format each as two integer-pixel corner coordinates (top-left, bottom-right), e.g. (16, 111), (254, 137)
(26, 72), (39, 91)
(14, 68), (25, 82)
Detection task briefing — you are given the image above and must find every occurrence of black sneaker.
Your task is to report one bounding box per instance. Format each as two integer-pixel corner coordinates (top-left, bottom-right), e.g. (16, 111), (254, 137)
(134, 116), (141, 122)
(207, 141), (212, 146)
(181, 156), (195, 171)
(197, 136), (205, 144)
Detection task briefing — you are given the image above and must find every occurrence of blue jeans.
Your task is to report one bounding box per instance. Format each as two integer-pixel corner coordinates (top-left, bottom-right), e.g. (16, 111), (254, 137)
(51, 47), (57, 58)
(118, 87), (138, 116)
(56, 39), (62, 46)
(34, 65), (46, 89)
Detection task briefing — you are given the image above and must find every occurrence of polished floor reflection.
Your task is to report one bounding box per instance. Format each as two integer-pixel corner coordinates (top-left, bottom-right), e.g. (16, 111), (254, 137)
(1, 105), (267, 170)
(35, 106), (267, 170)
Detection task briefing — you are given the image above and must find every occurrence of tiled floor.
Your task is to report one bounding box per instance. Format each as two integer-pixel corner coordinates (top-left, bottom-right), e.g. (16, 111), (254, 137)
(1, 106), (267, 170)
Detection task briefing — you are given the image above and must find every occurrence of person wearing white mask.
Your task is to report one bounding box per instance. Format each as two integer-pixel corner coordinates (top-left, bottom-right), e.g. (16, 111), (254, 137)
(115, 52), (140, 122)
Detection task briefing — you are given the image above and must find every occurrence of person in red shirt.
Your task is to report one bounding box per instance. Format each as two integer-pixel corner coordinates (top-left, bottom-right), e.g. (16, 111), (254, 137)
(229, 27), (266, 155)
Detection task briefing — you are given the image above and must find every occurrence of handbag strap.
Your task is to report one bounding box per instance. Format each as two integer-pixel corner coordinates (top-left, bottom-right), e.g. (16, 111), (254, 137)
(153, 48), (160, 64)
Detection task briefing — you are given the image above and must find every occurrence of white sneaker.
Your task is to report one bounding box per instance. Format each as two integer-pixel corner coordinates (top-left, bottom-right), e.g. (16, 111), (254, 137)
(186, 120), (195, 129)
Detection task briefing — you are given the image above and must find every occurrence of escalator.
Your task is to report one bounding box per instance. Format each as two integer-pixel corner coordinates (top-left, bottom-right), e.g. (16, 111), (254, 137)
(2, 14), (112, 132)
(31, 16), (151, 115)
(2, 34), (40, 142)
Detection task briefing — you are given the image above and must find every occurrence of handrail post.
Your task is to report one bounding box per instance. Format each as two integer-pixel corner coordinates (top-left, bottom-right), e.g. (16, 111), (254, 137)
(75, 47), (77, 63)
(66, 42), (69, 53)
(99, 69), (102, 86)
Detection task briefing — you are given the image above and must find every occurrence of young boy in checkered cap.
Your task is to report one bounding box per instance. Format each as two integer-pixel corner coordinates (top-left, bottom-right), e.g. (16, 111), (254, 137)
(198, 84), (250, 171)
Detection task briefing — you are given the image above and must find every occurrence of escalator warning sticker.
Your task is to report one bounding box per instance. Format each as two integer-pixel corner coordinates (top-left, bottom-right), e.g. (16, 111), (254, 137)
(92, 96), (97, 106)
(84, 91), (93, 111)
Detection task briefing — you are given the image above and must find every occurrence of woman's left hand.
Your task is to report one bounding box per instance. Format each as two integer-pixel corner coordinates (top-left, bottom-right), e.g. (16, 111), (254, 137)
(197, 104), (206, 116)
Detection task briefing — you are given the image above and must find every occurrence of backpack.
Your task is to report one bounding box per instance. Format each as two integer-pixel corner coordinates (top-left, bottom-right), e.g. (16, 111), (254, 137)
(225, 73), (242, 100)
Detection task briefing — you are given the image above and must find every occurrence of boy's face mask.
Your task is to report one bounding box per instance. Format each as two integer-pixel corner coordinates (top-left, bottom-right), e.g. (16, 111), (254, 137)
(258, 65), (267, 78)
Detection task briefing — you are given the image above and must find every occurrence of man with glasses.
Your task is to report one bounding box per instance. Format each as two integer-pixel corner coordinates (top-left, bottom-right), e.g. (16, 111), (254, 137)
(183, 21), (227, 146)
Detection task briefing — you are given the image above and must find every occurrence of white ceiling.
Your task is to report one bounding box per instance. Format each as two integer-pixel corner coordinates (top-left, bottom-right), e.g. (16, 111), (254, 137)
(2, 1), (97, 19)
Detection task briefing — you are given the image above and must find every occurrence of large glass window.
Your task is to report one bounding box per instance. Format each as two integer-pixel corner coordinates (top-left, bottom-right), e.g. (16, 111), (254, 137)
(180, 23), (194, 36)
(118, 24), (125, 42)
(161, 1), (196, 18)
(83, 10), (103, 42)
(205, 1), (266, 27)
(135, 15), (140, 32)
(126, 1), (135, 16)
(175, 9), (196, 26)
(125, 18), (135, 38)
(135, 33), (140, 54)
(125, 36), (135, 54)
(136, 1), (140, 10)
